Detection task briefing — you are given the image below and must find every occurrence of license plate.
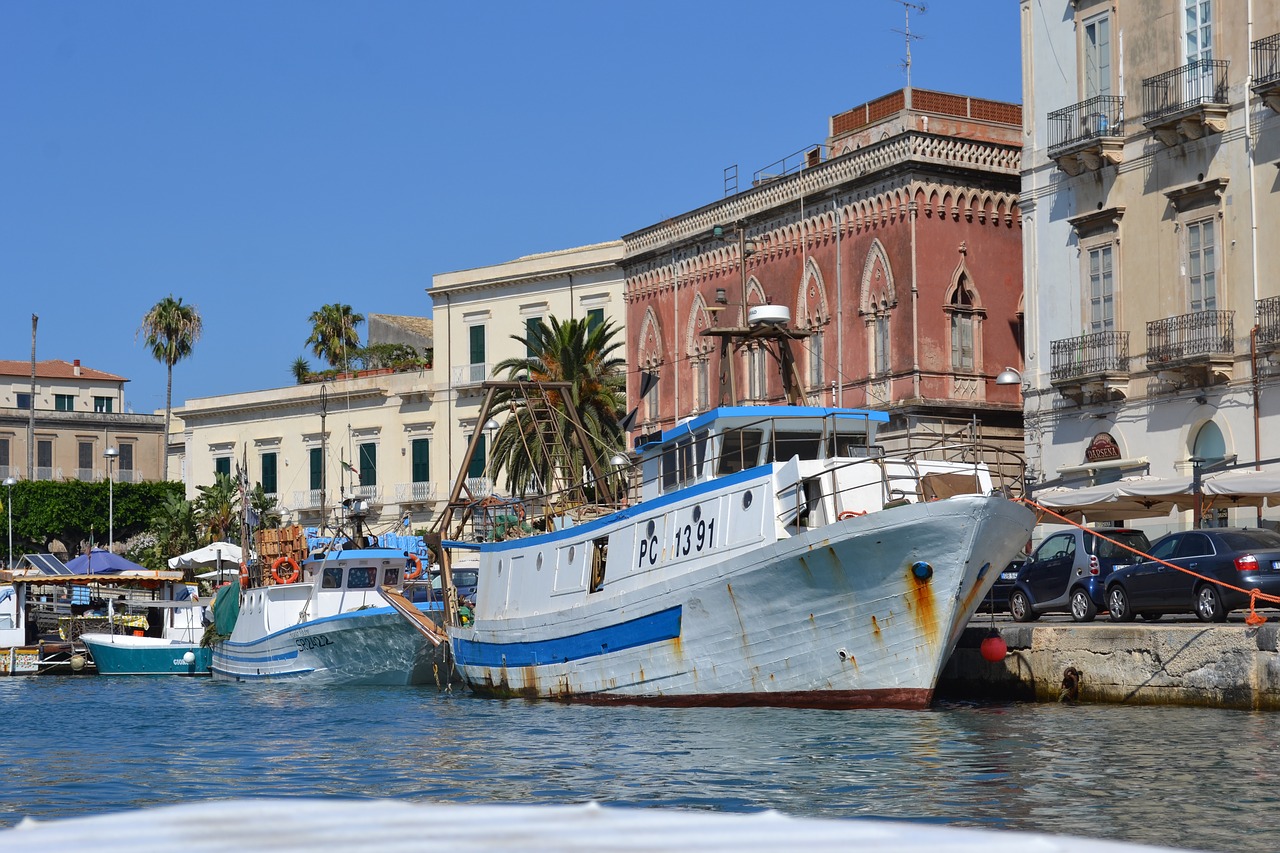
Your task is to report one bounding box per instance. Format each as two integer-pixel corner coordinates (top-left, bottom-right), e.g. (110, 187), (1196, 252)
(1000, 571), (1019, 581)
(1272, 561), (1280, 571)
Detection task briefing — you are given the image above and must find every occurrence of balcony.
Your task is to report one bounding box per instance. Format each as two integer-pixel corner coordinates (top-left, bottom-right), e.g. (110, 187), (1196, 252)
(75, 468), (96, 482)
(1142, 59), (1229, 147)
(451, 363), (490, 390)
(1050, 331), (1130, 403)
(1146, 309), (1234, 386)
(395, 481), (438, 506)
(292, 489), (327, 511)
(1047, 95), (1126, 176)
(1253, 33), (1280, 113)
(116, 469), (139, 484)
(351, 484), (383, 503)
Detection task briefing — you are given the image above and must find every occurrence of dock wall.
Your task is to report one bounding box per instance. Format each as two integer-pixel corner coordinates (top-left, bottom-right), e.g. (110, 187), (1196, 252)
(940, 624), (1280, 710)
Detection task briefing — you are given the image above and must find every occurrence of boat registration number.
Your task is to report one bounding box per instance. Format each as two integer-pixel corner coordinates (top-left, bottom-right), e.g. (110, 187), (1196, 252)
(638, 517), (717, 567)
(295, 634), (334, 651)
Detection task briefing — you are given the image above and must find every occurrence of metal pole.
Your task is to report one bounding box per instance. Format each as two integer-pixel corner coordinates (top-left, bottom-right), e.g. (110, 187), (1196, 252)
(4, 478), (14, 569)
(104, 447), (119, 551)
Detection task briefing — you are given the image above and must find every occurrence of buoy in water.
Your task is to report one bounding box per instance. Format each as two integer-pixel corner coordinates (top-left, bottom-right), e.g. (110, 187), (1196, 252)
(70, 654), (86, 672)
(979, 631), (1007, 662)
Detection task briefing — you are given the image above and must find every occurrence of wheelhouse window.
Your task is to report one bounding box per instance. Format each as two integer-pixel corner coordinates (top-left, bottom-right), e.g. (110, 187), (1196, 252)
(717, 429), (763, 475)
(769, 431), (823, 463)
(347, 567), (377, 589)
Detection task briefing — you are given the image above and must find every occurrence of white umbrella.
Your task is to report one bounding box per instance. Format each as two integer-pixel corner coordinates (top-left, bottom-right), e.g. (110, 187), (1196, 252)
(168, 542), (244, 571)
(1032, 476), (1184, 522)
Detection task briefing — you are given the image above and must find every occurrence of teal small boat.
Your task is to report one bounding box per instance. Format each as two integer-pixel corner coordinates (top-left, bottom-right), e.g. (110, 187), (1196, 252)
(82, 598), (211, 676)
(81, 633), (211, 676)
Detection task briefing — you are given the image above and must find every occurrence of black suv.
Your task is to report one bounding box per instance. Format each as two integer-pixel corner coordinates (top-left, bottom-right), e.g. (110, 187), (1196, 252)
(1008, 527), (1152, 622)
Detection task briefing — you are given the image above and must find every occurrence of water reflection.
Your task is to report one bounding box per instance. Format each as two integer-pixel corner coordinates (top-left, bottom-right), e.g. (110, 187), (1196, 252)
(0, 678), (1268, 851)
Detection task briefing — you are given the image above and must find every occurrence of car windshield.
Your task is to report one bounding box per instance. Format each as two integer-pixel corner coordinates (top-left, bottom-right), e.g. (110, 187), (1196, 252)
(1217, 529), (1280, 551)
(1088, 531), (1150, 561)
(454, 570), (478, 588)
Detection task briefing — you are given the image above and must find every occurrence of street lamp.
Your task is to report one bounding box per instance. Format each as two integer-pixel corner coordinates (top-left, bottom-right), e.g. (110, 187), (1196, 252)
(104, 447), (119, 551)
(995, 366), (1023, 386)
(3, 476), (16, 569)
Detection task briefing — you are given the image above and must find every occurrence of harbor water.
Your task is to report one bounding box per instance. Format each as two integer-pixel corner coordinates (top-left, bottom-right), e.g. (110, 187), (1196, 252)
(1, 676), (1272, 852)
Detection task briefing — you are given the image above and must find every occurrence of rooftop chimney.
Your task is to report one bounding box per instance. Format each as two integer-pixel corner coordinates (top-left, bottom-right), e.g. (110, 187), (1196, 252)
(73, 359), (81, 376)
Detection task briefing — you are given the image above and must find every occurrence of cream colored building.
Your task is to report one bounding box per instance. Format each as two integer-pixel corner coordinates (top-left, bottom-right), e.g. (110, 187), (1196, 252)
(0, 359), (164, 484)
(1021, 1), (1280, 527)
(428, 241), (625, 500)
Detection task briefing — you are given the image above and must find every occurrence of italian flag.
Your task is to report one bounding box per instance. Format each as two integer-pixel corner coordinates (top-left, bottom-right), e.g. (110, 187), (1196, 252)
(342, 460), (361, 484)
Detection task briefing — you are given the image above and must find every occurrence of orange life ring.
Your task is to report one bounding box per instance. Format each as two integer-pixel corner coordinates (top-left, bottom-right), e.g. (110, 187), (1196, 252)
(405, 553), (424, 581)
(837, 510), (867, 520)
(271, 555), (301, 585)
(239, 562), (250, 589)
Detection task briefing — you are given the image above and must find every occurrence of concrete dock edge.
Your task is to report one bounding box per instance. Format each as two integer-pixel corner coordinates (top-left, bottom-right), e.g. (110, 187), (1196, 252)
(939, 623), (1280, 709)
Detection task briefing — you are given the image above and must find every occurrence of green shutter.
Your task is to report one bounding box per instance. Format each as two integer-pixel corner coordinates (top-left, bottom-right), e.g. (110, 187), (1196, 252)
(469, 324), (486, 365)
(310, 448), (323, 490)
(261, 452), (278, 494)
(411, 439), (430, 483)
(215, 457), (230, 477)
(587, 308), (604, 332)
(359, 443), (377, 487)
(468, 434), (486, 479)
(526, 317), (540, 358)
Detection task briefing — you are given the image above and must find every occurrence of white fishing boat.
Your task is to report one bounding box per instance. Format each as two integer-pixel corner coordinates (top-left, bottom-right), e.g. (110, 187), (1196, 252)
(430, 319), (1034, 709)
(209, 501), (449, 685)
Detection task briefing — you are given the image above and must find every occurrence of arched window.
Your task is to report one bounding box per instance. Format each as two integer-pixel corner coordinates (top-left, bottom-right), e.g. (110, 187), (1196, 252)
(945, 271), (984, 374)
(1192, 421), (1226, 464)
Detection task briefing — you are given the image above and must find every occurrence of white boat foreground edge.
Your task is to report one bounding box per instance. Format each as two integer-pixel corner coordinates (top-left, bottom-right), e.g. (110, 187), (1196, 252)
(1, 799), (1188, 852)
(438, 401), (1035, 709)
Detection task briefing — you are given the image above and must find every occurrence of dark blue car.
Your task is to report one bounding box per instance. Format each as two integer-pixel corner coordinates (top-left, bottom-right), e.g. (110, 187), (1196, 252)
(1105, 527), (1280, 622)
(1008, 527), (1151, 622)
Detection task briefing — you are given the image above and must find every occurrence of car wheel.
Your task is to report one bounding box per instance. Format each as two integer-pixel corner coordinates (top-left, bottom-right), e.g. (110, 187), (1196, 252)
(1195, 584), (1228, 623)
(1107, 586), (1135, 622)
(1009, 590), (1038, 623)
(1070, 588), (1098, 622)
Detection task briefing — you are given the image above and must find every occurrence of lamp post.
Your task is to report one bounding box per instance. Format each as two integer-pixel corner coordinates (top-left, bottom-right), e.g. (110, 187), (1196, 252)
(3, 476), (16, 569)
(104, 447), (119, 551)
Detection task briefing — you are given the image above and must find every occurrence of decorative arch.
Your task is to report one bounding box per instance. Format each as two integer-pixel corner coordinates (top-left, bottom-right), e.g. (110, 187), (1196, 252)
(637, 306), (664, 422)
(684, 292), (715, 356)
(859, 240), (897, 315)
(944, 259), (986, 374)
(796, 257), (830, 327)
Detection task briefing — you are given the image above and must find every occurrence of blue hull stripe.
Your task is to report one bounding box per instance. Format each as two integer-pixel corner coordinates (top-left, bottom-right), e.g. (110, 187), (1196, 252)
(452, 605), (682, 668)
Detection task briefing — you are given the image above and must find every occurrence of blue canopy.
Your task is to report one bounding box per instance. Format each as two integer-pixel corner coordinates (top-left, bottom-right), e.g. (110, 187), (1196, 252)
(64, 548), (148, 575)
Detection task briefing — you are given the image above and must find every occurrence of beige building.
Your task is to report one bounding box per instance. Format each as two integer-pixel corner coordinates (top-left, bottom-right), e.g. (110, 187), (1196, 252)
(0, 359), (164, 484)
(428, 241), (625, 498)
(1021, 1), (1280, 525)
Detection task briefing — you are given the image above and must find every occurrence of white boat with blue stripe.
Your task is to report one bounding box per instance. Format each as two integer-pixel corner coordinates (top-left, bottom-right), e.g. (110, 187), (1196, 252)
(210, 503), (448, 685)
(435, 390), (1035, 709)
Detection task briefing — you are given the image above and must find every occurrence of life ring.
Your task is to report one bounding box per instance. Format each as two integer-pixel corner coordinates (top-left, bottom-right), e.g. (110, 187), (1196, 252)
(271, 555), (301, 585)
(405, 553), (424, 581)
(239, 562), (249, 589)
(837, 510), (867, 520)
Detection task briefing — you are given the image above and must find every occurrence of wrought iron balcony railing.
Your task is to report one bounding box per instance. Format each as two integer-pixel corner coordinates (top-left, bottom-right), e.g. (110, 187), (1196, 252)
(1143, 59), (1229, 125)
(1051, 331), (1130, 383)
(1047, 95), (1125, 155)
(1147, 309), (1234, 365)
(1257, 296), (1280, 348)
(1254, 32), (1280, 88)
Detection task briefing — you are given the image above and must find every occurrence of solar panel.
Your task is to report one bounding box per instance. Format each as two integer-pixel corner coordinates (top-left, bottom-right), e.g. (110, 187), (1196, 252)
(20, 554), (73, 575)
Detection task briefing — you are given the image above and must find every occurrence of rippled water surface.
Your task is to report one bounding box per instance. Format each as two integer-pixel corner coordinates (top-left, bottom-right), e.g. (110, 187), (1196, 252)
(1, 677), (1272, 851)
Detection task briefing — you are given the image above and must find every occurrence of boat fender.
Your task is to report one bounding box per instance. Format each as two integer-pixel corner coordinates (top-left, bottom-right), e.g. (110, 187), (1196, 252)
(405, 553), (424, 581)
(837, 510), (866, 520)
(239, 562), (250, 590)
(271, 556), (301, 585)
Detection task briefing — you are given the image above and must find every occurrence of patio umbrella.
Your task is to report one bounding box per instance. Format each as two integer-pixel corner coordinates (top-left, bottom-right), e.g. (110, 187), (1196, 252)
(1032, 477), (1184, 522)
(168, 541), (244, 571)
(64, 548), (149, 574)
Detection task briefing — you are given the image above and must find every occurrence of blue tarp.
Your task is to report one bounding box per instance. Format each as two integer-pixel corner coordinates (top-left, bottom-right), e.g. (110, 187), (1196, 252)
(64, 549), (148, 574)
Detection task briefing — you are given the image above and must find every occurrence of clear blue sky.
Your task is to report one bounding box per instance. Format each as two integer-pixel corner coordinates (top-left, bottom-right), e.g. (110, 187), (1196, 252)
(1, 1), (1022, 415)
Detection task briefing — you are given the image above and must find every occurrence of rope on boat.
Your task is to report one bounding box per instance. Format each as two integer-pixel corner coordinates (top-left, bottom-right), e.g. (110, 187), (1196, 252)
(1019, 498), (1278, 626)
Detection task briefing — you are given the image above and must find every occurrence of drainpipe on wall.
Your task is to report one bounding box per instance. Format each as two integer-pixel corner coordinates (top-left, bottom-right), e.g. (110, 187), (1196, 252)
(836, 204), (843, 407)
(909, 202), (920, 400)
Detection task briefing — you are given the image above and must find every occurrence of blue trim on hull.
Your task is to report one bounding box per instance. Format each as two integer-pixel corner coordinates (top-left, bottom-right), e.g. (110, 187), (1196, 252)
(453, 605), (682, 668)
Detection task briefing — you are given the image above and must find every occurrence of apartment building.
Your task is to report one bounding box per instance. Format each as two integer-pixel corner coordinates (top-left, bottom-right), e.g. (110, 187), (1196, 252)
(1021, 0), (1280, 523)
(0, 359), (163, 483)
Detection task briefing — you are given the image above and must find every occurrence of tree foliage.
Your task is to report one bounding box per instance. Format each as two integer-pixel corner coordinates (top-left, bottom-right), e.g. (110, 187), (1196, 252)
(0, 479), (184, 561)
(488, 316), (626, 496)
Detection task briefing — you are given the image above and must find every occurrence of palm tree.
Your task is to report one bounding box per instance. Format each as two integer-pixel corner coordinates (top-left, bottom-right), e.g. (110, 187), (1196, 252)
(291, 356), (312, 384)
(150, 491), (199, 566)
(489, 316), (626, 497)
(306, 304), (364, 370)
(195, 472), (240, 544)
(139, 295), (203, 481)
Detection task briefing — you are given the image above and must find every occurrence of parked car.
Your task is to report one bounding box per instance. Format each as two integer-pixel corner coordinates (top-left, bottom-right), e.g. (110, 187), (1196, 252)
(1104, 527), (1280, 623)
(980, 559), (1026, 613)
(1008, 527), (1152, 623)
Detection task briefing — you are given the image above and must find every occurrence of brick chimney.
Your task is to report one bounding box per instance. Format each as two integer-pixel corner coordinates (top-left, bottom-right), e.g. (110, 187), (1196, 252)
(73, 359), (81, 376)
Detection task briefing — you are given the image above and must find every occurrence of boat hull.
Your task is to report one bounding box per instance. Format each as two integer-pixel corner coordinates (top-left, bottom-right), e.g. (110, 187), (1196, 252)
(81, 633), (211, 677)
(451, 495), (1033, 708)
(211, 607), (445, 686)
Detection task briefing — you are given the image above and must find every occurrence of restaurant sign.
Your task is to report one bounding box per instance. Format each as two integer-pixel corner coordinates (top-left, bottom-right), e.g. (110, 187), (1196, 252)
(1084, 432), (1121, 463)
